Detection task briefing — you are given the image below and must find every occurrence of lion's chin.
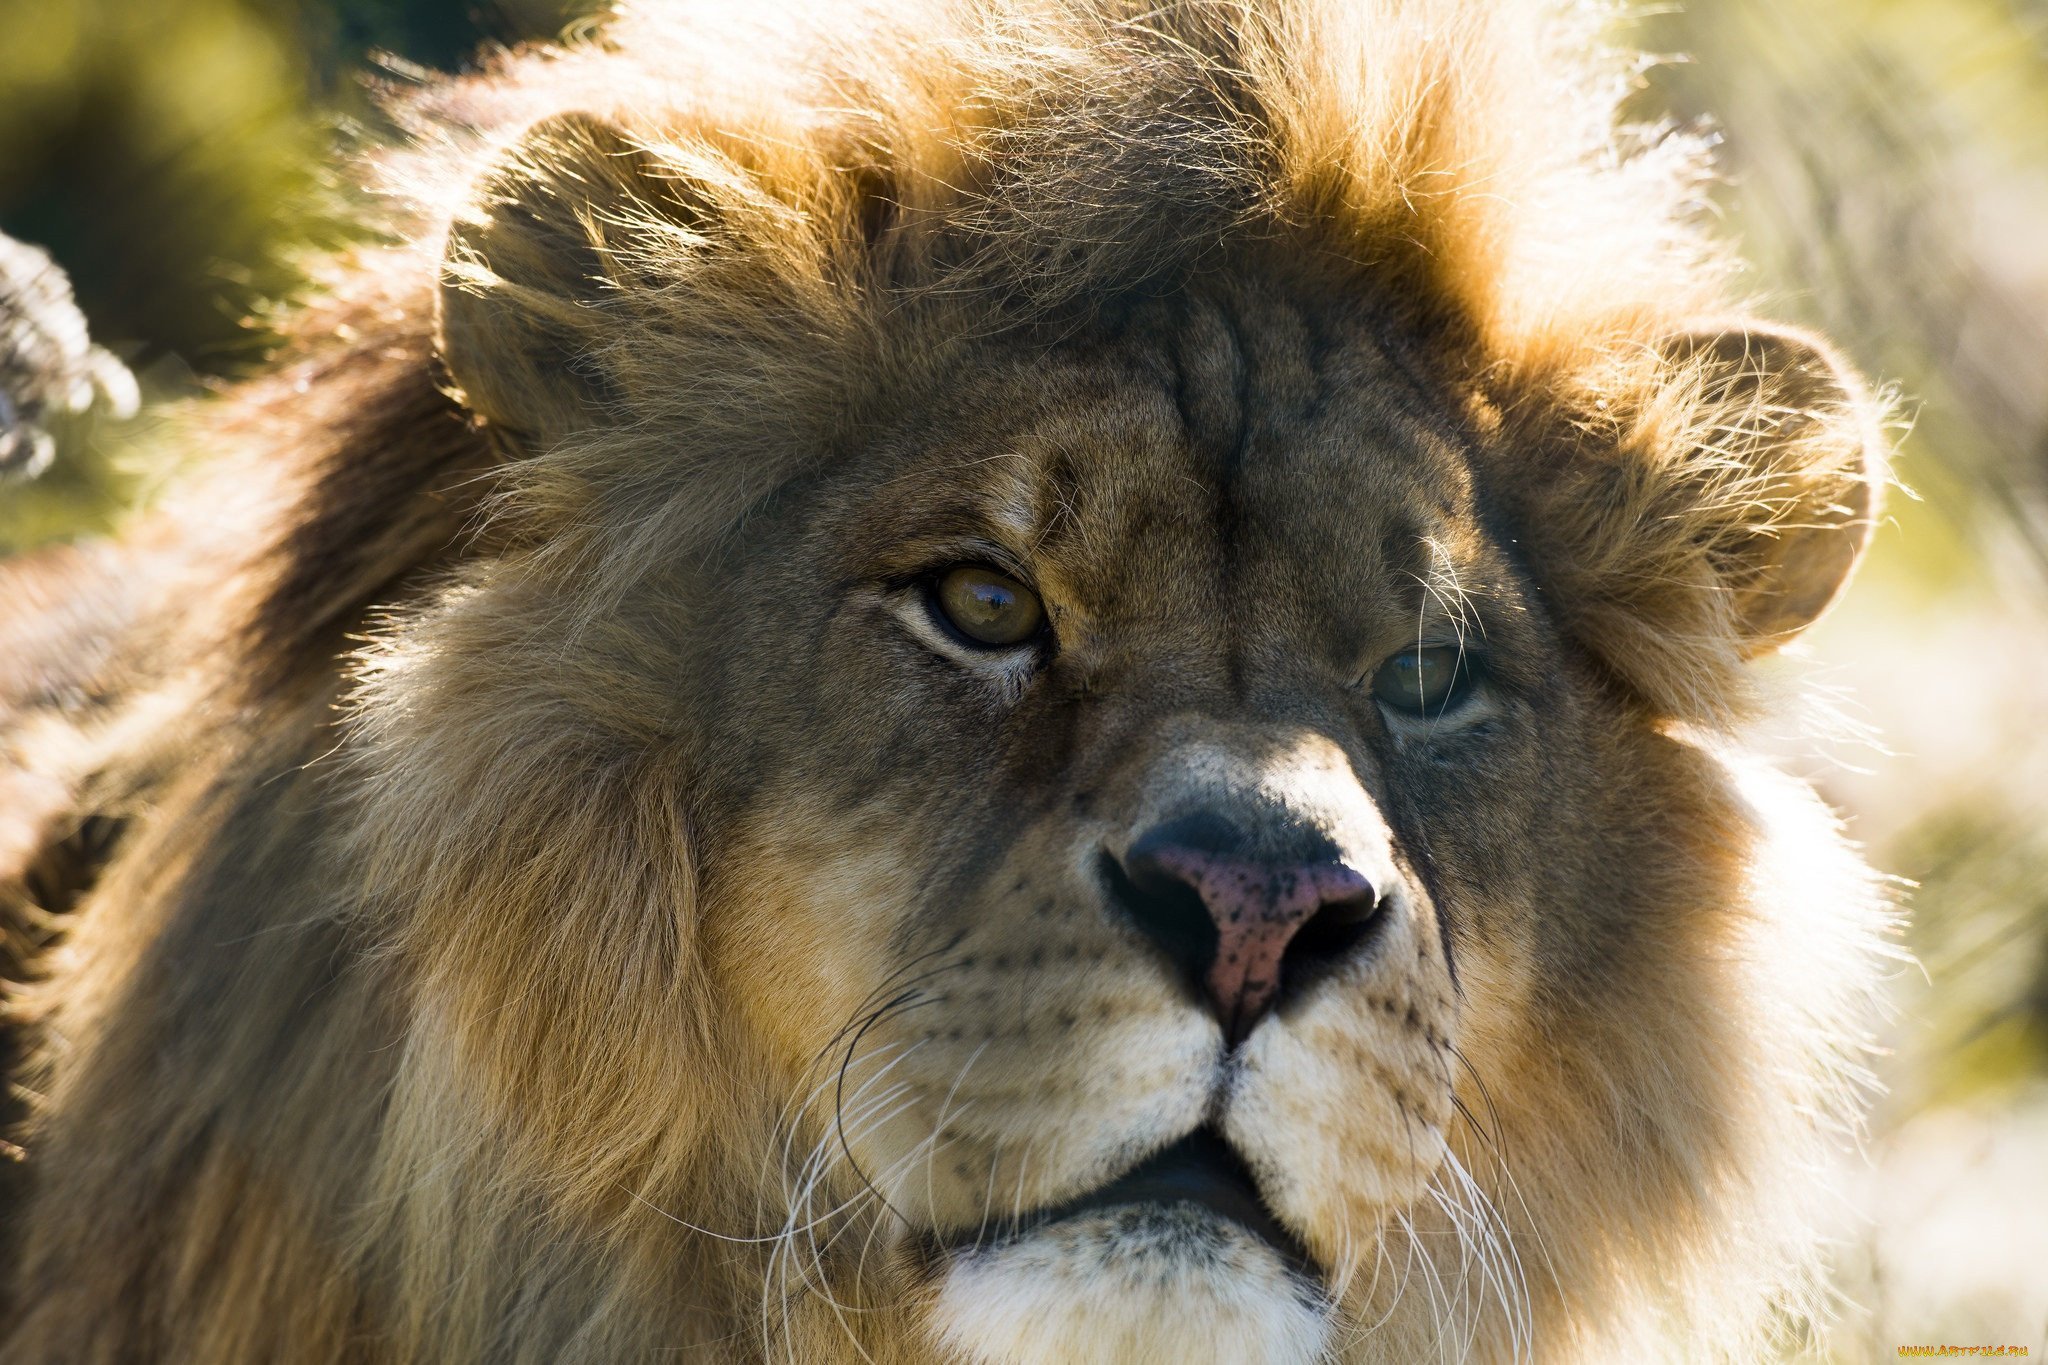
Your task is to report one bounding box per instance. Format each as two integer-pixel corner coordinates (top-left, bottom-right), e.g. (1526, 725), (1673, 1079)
(929, 1203), (1333, 1365)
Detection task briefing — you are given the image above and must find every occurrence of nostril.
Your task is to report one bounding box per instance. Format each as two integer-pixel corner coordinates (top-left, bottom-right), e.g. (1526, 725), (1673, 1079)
(1280, 886), (1387, 1000)
(1105, 818), (1396, 1045)
(1098, 850), (1218, 999)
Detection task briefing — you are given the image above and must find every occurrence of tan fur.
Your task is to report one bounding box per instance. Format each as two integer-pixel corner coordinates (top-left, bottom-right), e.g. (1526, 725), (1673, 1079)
(1, 2), (1893, 1361)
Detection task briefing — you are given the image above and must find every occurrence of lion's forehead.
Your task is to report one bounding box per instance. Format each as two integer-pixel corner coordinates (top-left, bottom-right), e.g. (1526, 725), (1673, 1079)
(834, 283), (1494, 649)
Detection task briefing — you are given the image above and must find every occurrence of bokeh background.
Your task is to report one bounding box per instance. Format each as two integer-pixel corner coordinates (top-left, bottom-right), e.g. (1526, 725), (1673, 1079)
(2, 0), (2044, 1356)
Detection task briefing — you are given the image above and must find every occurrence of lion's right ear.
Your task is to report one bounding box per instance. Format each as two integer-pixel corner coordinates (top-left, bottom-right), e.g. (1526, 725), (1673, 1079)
(436, 113), (705, 447)
(1504, 321), (1886, 720)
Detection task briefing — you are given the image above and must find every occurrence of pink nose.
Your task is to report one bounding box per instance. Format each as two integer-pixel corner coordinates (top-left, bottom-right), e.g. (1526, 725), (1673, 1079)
(1118, 829), (1383, 1045)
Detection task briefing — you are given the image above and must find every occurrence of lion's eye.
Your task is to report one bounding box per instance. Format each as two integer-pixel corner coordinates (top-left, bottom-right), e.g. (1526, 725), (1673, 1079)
(929, 565), (1045, 649)
(1370, 646), (1476, 717)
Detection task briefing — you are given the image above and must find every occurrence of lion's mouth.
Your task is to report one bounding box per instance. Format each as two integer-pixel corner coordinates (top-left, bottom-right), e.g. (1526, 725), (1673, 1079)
(941, 1128), (1314, 1273)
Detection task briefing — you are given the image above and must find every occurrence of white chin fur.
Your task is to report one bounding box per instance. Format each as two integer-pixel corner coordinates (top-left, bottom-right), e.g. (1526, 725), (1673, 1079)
(930, 1204), (1332, 1365)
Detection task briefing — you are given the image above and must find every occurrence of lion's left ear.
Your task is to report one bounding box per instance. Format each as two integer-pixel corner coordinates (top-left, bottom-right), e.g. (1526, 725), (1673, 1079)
(1675, 324), (1883, 647)
(1510, 320), (1885, 713)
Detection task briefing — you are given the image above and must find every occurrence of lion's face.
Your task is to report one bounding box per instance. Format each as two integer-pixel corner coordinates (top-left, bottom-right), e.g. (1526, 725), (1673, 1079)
(656, 276), (1609, 1360)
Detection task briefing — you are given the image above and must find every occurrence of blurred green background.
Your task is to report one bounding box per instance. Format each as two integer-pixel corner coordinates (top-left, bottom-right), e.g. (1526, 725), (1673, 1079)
(2, 0), (2044, 1356)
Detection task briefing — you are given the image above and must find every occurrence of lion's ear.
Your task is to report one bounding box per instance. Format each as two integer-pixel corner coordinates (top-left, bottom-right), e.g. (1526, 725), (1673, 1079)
(436, 112), (708, 447)
(1672, 324), (1883, 646)
(1516, 321), (1885, 713)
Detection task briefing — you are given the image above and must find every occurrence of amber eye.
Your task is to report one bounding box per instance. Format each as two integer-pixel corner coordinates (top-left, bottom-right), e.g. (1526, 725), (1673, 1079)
(1370, 646), (1476, 717)
(929, 564), (1045, 649)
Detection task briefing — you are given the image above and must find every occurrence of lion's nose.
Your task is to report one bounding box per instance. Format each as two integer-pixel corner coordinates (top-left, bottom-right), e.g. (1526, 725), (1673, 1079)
(1112, 811), (1388, 1045)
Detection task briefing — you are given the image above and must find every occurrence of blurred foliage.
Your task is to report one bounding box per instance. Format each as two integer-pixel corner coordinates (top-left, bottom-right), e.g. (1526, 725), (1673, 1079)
(0, 0), (579, 549)
(2, 0), (2046, 1354)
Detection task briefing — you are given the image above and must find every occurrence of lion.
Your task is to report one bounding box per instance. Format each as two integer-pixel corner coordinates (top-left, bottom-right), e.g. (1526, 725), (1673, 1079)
(0, 1), (1893, 1361)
